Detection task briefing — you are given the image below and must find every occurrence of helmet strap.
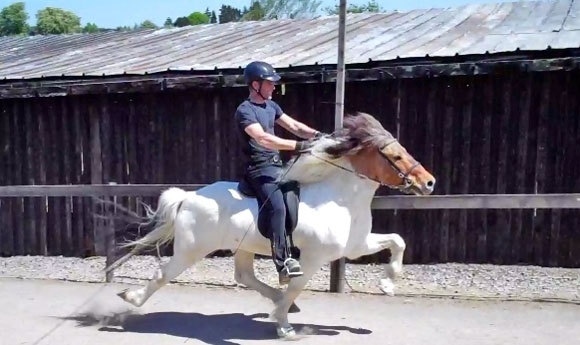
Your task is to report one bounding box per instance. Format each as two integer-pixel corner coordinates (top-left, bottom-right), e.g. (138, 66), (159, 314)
(250, 80), (268, 101)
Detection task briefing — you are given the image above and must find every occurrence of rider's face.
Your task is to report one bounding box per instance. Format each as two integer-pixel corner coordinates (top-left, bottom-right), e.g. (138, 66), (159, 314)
(252, 80), (275, 99)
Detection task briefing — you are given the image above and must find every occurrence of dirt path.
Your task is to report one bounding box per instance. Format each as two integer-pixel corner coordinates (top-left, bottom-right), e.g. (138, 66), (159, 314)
(2, 277), (578, 345)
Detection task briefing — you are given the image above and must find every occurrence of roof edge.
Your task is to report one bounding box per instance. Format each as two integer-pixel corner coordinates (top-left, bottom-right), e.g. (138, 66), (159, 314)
(1, 51), (579, 99)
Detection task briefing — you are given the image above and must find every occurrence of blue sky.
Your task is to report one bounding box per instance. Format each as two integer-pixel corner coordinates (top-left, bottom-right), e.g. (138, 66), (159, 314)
(1, 0), (507, 28)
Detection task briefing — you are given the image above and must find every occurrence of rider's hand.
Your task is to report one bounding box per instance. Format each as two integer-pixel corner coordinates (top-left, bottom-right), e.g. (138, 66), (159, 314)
(294, 140), (315, 153)
(313, 131), (326, 139)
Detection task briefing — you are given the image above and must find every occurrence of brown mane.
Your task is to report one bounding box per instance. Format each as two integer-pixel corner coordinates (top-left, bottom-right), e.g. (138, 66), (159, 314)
(325, 112), (395, 157)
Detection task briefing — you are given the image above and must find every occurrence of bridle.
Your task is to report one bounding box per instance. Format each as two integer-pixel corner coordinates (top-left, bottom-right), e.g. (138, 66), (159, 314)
(377, 139), (422, 191)
(306, 139), (422, 193)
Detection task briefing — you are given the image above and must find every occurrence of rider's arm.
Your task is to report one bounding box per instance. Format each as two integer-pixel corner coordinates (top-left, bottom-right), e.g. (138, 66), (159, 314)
(244, 123), (300, 151)
(276, 114), (319, 139)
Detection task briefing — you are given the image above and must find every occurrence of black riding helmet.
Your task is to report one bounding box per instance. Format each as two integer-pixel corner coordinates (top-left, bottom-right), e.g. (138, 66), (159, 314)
(243, 61), (281, 101)
(243, 61), (281, 85)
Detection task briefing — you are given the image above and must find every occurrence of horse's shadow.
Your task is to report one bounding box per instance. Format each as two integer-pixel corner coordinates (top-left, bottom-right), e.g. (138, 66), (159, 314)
(62, 310), (371, 345)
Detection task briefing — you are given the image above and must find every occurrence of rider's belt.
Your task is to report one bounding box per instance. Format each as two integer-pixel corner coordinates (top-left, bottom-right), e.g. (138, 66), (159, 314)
(248, 154), (282, 168)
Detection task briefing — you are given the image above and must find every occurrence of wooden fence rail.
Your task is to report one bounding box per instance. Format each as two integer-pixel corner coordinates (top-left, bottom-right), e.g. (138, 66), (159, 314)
(1, 184), (580, 288)
(2, 184), (580, 208)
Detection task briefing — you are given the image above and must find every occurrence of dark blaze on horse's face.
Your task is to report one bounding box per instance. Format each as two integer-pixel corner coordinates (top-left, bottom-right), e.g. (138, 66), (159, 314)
(327, 112), (436, 195)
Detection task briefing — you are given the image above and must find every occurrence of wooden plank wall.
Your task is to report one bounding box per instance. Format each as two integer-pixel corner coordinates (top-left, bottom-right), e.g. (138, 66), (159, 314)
(0, 69), (579, 267)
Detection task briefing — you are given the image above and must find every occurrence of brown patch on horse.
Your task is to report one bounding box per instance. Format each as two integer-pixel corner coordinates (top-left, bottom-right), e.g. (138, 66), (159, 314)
(322, 111), (435, 194)
(348, 146), (405, 186)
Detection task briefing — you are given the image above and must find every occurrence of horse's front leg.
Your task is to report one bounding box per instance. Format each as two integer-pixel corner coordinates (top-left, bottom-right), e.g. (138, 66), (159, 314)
(347, 233), (406, 296)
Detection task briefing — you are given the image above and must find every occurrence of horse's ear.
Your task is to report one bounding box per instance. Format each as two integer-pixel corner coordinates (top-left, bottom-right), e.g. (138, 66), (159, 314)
(325, 137), (359, 157)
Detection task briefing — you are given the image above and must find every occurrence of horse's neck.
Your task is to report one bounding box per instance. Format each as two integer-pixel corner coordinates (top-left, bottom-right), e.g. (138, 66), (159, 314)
(320, 170), (378, 204)
(293, 159), (379, 209)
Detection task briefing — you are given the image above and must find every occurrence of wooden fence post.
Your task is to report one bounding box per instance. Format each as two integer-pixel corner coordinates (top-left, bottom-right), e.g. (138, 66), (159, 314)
(104, 182), (117, 282)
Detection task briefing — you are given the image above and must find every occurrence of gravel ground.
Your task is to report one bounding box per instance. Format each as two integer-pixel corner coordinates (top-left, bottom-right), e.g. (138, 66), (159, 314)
(1, 255), (579, 303)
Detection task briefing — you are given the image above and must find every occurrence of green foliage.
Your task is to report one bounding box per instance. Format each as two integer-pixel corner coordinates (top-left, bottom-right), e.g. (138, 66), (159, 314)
(242, 1), (265, 21)
(324, 0), (384, 15)
(116, 25), (132, 31)
(188, 11), (210, 25)
(35, 7), (81, 35)
(173, 16), (191, 27)
(242, 0), (321, 20)
(2, 1), (344, 37)
(139, 20), (158, 29)
(82, 22), (99, 33)
(219, 5), (242, 23)
(0, 2), (29, 36)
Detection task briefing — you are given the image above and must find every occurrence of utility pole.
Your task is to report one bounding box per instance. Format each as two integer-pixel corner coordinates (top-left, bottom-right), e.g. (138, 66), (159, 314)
(329, 0), (347, 293)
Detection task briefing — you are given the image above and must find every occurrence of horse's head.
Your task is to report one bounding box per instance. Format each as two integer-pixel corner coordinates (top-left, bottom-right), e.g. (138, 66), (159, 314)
(320, 112), (436, 195)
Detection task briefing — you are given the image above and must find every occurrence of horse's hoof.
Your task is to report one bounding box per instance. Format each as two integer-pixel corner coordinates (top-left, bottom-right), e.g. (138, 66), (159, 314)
(289, 302), (301, 313)
(379, 279), (395, 296)
(277, 325), (296, 338)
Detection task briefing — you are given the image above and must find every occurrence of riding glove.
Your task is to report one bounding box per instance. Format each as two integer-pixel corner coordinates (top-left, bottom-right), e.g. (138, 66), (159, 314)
(294, 140), (315, 153)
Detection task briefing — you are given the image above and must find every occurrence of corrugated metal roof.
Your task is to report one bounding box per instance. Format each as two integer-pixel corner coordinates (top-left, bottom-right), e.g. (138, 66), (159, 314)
(1, 0), (579, 80)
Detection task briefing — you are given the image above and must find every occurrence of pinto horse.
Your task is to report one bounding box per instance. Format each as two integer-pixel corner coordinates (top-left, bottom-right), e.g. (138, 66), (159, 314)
(104, 111), (436, 338)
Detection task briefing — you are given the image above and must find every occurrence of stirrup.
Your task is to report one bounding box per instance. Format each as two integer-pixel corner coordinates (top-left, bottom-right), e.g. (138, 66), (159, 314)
(279, 258), (303, 285)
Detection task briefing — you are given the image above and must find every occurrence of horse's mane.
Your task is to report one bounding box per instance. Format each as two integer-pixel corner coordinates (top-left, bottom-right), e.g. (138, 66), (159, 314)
(284, 112), (395, 183)
(322, 111), (395, 158)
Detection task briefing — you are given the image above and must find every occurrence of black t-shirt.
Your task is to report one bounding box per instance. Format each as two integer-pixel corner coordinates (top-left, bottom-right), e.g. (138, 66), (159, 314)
(234, 99), (283, 166)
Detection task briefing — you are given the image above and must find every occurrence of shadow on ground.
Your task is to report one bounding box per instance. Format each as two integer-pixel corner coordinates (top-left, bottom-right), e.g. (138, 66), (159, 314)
(60, 310), (372, 345)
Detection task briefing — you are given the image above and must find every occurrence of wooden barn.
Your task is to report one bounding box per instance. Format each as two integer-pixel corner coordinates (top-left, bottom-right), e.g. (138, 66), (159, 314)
(1, 0), (579, 267)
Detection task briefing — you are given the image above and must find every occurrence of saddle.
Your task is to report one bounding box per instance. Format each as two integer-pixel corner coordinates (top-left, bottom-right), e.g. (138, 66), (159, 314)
(237, 176), (301, 259)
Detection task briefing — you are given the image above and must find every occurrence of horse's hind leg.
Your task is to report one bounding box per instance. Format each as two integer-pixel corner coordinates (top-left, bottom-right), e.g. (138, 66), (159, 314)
(118, 211), (211, 307)
(271, 256), (324, 338)
(234, 250), (300, 313)
(118, 248), (203, 307)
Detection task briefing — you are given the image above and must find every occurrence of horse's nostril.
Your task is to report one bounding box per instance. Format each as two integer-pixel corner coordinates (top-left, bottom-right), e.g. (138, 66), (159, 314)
(426, 180), (435, 188)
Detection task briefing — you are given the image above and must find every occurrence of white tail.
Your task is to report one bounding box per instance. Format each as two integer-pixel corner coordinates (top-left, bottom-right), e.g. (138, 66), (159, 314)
(104, 187), (189, 273)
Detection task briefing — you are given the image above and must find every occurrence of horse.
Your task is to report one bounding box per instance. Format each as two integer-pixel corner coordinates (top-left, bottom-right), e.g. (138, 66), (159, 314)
(104, 111), (436, 338)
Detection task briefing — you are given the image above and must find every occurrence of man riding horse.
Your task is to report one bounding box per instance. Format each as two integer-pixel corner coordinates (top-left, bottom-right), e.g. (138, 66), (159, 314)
(233, 60), (324, 284)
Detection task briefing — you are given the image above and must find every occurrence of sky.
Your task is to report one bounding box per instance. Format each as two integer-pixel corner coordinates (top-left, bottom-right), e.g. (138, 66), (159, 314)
(1, 0), (506, 28)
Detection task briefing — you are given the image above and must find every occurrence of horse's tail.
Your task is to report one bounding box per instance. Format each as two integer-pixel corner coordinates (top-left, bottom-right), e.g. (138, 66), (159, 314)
(104, 187), (188, 273)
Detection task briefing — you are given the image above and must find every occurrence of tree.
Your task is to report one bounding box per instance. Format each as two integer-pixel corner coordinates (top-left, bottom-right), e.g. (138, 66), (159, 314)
(116, 25), (132, 31)
(324, 0), (383, 15)
(0, 2), (29, 36)
(218, 5), (242, 23)
(188, 11), (209, 25)
(242, 1), (265, 21)
(164, 17), (173, 27)
(210, 11), (217, 23)
(35, 7), (81, 35)
(243, 0), (322, 20)
(82, 22), (99, 33)
(173, 16), (191, 27)
(139, 20), (158, 29)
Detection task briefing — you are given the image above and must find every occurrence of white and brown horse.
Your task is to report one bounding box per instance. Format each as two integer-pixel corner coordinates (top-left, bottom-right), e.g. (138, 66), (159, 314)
(105, 111), (436, 338)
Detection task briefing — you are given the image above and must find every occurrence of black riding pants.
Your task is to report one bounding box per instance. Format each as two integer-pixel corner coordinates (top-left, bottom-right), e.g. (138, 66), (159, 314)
(245, 163), (289, 271)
